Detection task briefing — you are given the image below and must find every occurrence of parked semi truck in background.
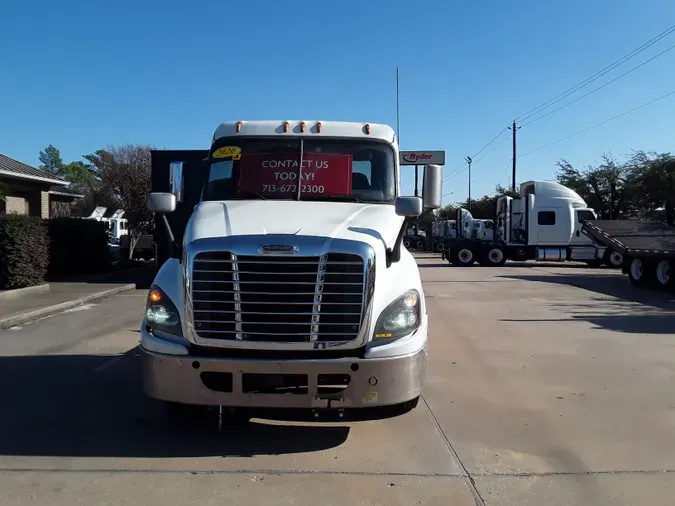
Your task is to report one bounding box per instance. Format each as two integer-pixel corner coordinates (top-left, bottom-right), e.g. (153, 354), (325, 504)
(442, 180), (624, 267)
(141, 120), (442, 421)
(582, 219), (675, 291)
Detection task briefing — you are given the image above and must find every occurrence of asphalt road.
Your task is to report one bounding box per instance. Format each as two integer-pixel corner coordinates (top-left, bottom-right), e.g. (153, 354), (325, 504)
(1, 255), (675, 505)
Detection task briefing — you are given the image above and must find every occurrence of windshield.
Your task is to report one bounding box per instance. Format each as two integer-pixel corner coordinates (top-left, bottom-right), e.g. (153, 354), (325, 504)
(203, 137), (396, 203)
(576, 209), (596, 223)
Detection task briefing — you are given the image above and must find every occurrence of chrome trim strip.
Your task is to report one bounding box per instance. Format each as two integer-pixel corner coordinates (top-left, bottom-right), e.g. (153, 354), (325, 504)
(310, 253), (327, 342)
(231, 253), (243, 340)
(184, 235), (375, 351)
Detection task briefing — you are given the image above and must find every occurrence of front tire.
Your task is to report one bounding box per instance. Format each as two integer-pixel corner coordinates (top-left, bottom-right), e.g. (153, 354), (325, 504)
(452, 247), (475, 266)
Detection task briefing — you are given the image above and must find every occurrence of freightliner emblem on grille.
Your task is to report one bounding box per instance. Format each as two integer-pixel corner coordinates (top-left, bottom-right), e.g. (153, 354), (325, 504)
(259, 244), (299, 254)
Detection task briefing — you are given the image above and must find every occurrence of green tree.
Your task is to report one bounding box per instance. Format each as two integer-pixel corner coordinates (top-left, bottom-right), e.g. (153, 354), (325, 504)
(38, 145), (64, 175)
(38, 145), (97, 193)
(627, 151), (675, 225)
(555, 153), (635, 219)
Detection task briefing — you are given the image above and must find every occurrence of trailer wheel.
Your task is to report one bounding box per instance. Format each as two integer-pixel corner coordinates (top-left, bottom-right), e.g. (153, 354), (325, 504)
(403, 239), (411, 249)
(628, 257), (655, 287)
(436, 242), (444, 252)
(483, 247), (506, 267)
(655, 260), (673, 290)
(453, 248), (475, 266)
(416, 240), (424, 250)
(603, 249), (624, 268)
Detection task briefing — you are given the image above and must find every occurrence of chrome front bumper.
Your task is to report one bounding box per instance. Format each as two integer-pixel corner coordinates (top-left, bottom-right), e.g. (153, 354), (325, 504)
(141, 345), (427, 409)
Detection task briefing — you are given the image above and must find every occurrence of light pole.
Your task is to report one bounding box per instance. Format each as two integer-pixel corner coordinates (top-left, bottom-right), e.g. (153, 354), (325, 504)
(466, 156), (472, 211)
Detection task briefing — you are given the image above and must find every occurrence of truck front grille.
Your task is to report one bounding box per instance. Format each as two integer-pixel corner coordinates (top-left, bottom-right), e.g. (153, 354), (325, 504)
(191, 252), (365, 343)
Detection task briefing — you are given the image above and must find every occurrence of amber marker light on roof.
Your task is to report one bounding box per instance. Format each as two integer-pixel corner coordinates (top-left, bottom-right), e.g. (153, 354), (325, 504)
(236, 121), (242, 132)
(364, 123), (371, 134)
(316, 122), (322, 133)
(283, 121), (289, 132)
(300, 121), (306, 132)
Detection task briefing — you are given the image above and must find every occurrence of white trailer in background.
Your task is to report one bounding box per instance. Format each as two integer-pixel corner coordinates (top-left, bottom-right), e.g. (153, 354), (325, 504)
(442, 180), (624, 267)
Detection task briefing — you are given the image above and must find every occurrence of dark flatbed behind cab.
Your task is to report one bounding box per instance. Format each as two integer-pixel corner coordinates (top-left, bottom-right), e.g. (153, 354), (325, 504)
(582, 219), (675, 290)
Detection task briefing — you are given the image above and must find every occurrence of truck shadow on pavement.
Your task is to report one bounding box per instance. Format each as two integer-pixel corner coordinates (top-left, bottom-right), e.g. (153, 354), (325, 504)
(498, 273), (675, 334)
(0, 350), (350, 458)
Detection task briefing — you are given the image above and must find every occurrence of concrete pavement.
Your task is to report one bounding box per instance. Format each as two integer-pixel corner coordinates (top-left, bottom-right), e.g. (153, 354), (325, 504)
(1, 256), (674, 504)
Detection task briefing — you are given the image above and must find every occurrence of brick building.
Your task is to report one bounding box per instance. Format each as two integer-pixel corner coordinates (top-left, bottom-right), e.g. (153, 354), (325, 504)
(0, 153), (83, 218)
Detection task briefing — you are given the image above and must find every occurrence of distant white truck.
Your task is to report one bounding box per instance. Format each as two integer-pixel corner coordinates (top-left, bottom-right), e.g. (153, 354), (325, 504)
(442, 180), (624, 267)
(142, 120), (443, 422)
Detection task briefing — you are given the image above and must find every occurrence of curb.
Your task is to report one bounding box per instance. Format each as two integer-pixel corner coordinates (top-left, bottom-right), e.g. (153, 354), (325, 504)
(0, 283), (137, 330)
(49, 265), (156, 284)
(0, 284), (50, 300)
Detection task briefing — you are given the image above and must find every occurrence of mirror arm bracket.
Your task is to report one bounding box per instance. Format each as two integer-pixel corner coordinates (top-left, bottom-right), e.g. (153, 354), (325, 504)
(386, 217), (414, 267)
(158, 212), (182, 261)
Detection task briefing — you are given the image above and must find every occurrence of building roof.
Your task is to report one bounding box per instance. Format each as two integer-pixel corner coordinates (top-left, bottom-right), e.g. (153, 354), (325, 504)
(0, 153), (70, 186)
(48, 184), (85, 198)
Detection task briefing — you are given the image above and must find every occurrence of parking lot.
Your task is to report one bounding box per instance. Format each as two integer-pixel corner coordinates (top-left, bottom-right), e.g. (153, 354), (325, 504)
(1, 254), (675, 505)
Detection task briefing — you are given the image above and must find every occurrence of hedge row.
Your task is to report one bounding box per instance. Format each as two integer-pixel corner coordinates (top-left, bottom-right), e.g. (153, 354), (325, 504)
(0, 215), (49, 289)
(0, 215), (110, 289)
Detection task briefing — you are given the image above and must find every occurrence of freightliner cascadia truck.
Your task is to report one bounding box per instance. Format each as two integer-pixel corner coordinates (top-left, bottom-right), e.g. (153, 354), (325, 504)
(141, 120), (442, 422)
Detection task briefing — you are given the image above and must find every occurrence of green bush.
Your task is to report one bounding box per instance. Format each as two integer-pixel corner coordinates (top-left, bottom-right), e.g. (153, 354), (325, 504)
(0, 214), (49, 289)
(47, 218), (110, 278)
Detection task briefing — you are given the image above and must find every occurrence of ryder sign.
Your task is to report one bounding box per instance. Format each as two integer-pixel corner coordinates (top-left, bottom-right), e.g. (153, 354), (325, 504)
(399, 151), (445, 166)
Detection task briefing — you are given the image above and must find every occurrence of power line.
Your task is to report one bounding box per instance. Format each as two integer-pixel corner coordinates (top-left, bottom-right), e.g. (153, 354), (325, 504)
(443, 132), (511, 184)
(519, 88), (675, 158)
(444, 88), (675, 201)
(516, 23), (675, 122)
(442, 127), (510, 182)
(521, 41), (675, 127)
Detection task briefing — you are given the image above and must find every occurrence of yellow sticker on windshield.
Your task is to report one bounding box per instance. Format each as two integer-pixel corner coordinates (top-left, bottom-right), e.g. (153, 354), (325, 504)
(213, 146), (241, 159)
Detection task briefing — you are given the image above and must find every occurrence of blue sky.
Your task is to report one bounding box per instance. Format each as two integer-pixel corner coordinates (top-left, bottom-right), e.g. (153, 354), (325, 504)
(1, 0), (674, 204)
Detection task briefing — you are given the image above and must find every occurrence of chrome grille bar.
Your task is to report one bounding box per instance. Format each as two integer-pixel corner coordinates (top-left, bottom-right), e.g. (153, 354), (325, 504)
(191, 251), (365, 343)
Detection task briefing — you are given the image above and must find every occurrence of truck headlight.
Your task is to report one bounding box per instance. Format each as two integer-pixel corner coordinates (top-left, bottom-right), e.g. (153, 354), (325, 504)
(374, 289), (421, 340)
(145, 285), (182, 336)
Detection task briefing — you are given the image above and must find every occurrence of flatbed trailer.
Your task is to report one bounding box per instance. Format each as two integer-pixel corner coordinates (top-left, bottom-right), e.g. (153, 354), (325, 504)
(582, 219), (675, 290)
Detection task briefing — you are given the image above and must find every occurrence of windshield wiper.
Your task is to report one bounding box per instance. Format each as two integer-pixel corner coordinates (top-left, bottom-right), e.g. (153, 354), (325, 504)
(301, 194), (368, 203)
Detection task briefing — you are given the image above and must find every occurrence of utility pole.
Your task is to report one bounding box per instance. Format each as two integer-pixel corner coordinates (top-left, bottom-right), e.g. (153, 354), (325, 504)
(466, 156), (472, 211)
(508, 120), (520, 192)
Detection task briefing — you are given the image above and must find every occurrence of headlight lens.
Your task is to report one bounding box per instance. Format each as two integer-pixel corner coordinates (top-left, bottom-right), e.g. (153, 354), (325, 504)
(374, 289), (421, 340)
(145, 285), (182, 336)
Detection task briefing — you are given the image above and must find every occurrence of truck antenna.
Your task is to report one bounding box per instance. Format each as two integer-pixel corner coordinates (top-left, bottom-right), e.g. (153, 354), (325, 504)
(396, 66), (401, 143)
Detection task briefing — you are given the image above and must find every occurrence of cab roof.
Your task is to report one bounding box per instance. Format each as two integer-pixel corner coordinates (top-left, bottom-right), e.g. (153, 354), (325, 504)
(213, 120), (397, 145)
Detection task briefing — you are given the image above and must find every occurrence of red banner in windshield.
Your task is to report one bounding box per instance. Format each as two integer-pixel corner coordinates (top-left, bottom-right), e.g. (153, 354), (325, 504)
(237, 152), (353, 197)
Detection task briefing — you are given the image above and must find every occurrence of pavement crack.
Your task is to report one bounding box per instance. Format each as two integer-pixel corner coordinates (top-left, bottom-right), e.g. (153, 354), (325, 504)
(421, 395), (486, 506)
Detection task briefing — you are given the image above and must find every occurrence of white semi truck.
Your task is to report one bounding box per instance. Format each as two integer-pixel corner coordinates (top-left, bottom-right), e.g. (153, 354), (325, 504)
(442, 180), (624, 267)
(141, 120), (442, 422)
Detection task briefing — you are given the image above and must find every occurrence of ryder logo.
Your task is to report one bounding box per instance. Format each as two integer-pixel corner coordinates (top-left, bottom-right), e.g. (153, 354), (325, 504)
(402, 153), (433, 163)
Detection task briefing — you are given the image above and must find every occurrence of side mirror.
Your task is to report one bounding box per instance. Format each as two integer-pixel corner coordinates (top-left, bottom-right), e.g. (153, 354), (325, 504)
(422, 164), (442, 209)
(170, 161), (184, 203)
(147, 192), (176, 213)
(395, 196), (423, 217)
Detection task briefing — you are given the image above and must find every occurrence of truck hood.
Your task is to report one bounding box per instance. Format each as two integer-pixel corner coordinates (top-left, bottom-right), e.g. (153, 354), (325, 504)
(183, 200), (404, 251)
